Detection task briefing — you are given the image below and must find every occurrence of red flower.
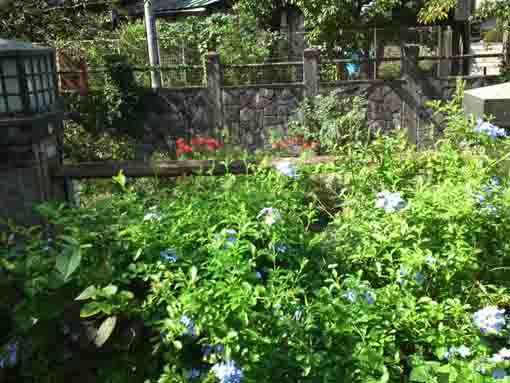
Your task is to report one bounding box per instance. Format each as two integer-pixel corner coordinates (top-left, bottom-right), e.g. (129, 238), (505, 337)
(192, 136), (206, 145)
(205, 138), (219, 146)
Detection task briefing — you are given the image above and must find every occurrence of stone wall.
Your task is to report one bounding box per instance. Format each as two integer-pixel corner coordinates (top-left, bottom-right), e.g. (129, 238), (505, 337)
(155, 88), (209, 137)
(145, 81), (408, 150)
(143, 76), (496, 151)
(320, 81), (405, 134)
(430, 76), (501, 101)
(222, 85), (303, 148)
(69, 48), (504, 154)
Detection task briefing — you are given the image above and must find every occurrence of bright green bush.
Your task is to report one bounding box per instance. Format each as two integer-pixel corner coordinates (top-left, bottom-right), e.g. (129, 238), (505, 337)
(2, 85), (510, 382)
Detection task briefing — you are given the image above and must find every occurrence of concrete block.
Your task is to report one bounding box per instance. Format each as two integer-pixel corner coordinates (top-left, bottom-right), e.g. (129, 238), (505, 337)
(463, 82), (510, 128)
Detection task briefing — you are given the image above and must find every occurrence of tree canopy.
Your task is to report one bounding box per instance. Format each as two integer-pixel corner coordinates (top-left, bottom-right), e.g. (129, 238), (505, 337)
(0, 0), (120, 43)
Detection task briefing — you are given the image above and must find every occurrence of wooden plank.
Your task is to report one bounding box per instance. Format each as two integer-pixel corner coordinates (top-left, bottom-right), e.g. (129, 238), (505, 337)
(53, 156), (338, 179)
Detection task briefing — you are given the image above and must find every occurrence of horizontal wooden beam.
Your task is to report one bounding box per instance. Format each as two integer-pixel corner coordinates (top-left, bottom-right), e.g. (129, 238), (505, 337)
(53, 156), (338, 179)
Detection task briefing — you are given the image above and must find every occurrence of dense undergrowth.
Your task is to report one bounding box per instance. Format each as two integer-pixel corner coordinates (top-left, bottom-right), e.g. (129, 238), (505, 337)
(2, 89), (510, 383)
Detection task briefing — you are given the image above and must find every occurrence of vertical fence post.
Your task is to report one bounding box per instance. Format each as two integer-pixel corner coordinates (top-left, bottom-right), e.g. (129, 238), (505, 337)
(207, 51), (222, 135)
(303, 48), (319, 99)
(504, 30), (510, 68)
(373, 28), (377, 80)
(439, 26), (453, 77)
(402, 44), (421, 146)
(144, 0), (162, 89)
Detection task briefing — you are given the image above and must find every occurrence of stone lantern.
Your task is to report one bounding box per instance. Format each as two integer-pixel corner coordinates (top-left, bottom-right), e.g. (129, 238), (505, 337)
(0, 39), (66, 227)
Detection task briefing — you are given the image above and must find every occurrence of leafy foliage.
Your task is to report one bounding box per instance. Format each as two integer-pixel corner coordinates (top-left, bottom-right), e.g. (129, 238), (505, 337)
(288, 94), (368, 152)
(0, 0), (119, 43)
(3, 83), (510, 382)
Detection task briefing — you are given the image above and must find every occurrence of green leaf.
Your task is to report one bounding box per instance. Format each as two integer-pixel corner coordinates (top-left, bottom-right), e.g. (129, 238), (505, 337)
(76, 285), (98, 301)
(173, 340), (183, 350)
(118, 290), (135, 301)
(112, 170), (126, 188)
(190, 266), (198, 283)
(93, 316), (117, 348)
(101, 285), (118, 297)
(56, 248), (82, 280)
(410, 365), (431, 382)
(80, 302), (103, 318)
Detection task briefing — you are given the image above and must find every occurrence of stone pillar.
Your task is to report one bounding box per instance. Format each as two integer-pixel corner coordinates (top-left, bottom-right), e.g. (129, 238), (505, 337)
(504, 30), (510, 68)
(439, 26), (453, 77)
(303, 48), (319, 99)
(207, 51), (222, 135)
(0, 118), (66, 227)
(280, 9), (290, 59)
(402, 45), (421, 146)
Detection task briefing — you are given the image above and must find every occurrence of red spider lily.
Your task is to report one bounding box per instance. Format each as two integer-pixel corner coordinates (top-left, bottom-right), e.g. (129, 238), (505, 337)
(191, 136), (206, 145)
(175, 137), (193, 155)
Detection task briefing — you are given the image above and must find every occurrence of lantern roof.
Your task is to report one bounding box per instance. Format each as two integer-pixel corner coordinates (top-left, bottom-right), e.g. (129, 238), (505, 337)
(0, 39), (53, 55)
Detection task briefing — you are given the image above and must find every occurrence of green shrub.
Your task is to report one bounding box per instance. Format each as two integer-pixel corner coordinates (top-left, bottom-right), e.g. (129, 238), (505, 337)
(3, 83), (510, 382)
(287, 94), (368, 152)
(483, 29), (504, 43)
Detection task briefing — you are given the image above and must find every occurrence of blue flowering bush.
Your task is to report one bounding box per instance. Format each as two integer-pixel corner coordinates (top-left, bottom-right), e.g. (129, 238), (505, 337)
(2, 87), (510, 382)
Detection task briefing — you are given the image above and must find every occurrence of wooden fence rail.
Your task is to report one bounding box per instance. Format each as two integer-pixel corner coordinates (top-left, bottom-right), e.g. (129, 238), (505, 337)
(53, 156), (338, 179)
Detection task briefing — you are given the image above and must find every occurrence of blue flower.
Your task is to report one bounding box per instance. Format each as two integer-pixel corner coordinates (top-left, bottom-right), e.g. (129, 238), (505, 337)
(0, 342), (17, 368)
(343, 289), (357, 303)
(444, 345), (472, 360)
(202, 343), (224, 356)
(222, 229), (237, 243)
(490, 177), (501, 186)
(363, 292), (375, 305)
(498, 348), (510, 358)
(473, 306), (506, 335)
(144, 212), (161, 222)
(255, 270), (263, 279)
(492, 368), (506, 379)
(184, 368), (201, 380)
(211, 360), (243, 383)
(490, 348), (510, 362)
(375, 191), (407, 213)
(274, 243), (288, 253)
(275, 161), (298, 177)
(293, 309), (303, 321)
(397, 264), (408, 284)
(414, 271), (425, 284)
(180, 315), (198, 338)
(474, 119), (507, 138)
(257, 207), (282, 226)
(160, 249), (179, 262)
(424, 255), (435, 265)
(214, 229), (238, 248)
(474, 193), (486, 204)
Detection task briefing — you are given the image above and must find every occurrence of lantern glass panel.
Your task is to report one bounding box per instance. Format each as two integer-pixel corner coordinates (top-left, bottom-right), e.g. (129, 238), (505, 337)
(38, 92), (44, 109)
(5, 78), (19, 94)
(27, 76), (35, 93)
(2, 59), (17, 76)
(24, 58), (32, 74)
(42, 73), (49, 89)
(29, 94), (37, 110)
(7, 95), (22, 112)
(0, 98), (6, 113)
(35, 74), (41, 90)
(49, 72), (55, 89)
